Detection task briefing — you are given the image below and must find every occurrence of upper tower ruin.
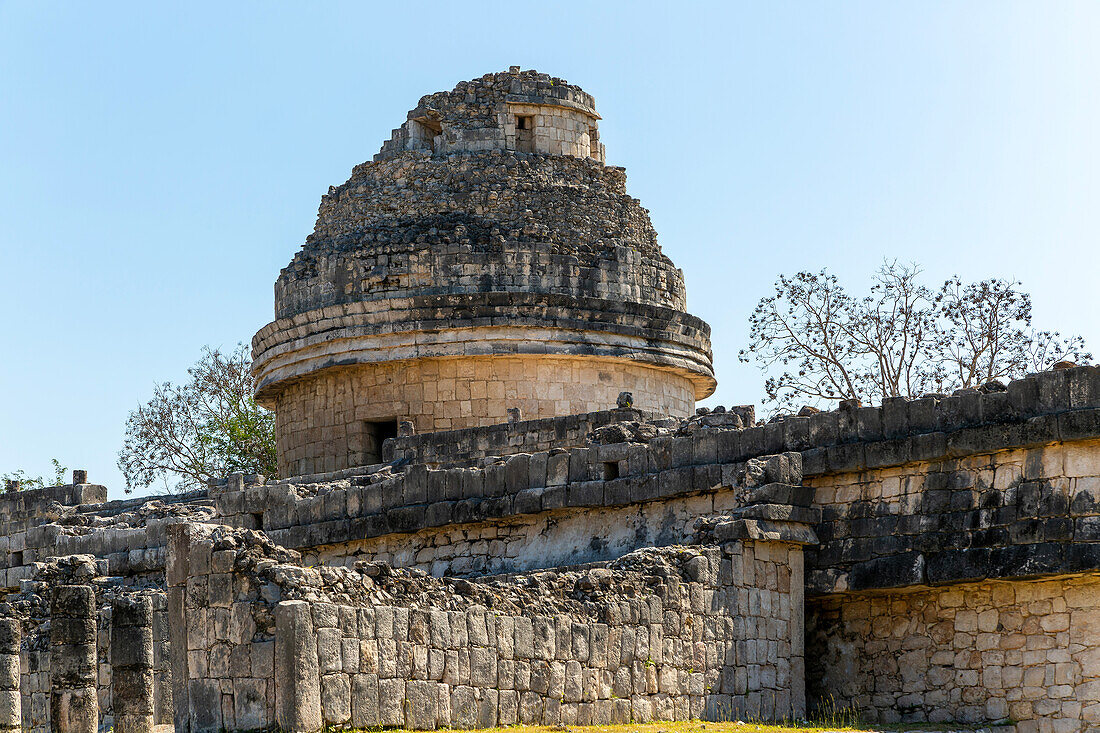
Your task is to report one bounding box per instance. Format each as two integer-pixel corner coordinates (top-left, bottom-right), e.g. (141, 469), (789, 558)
(374, 65), (605, 162)
(252, 68), (715, 477)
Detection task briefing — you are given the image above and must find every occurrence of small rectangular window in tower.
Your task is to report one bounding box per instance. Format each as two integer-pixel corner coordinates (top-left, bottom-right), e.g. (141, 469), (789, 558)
(363, 419), (398, 465)
(412, 118), (442, 153)
(515, 115), (535, 153)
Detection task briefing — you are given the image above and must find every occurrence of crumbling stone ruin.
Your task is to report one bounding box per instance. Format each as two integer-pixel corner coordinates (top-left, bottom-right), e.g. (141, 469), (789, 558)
(5, 68), (1100, 733)
(251, 67), (714, 478)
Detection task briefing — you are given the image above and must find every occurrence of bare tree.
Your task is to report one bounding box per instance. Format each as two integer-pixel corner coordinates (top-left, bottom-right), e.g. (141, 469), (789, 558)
(742, 262), (1090, 414)
(118, 344), (277, 494)
(936, 276), (1088, 387)
(848, 262), (940, 401)
(739, 270), (864, 407)
(1025, 330), (1090, 374)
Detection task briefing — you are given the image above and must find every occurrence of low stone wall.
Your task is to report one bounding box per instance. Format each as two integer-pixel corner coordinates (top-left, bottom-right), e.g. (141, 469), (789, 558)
(806, 573), (1100, 732)
(0, 484), (210, 593)
(383, 407), (659, 468)
(212, 448), (805, 576)
(168, 523), (807, 731)
(7, 556), (173, 733)
(0, 483), (107, 590)
(308, 491), (745, 576)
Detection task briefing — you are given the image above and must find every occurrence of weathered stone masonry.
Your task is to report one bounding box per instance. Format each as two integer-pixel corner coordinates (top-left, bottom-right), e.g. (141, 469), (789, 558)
(251, 68), (715, 477)
(7, 68), (1100, 733)
(167, 523), (807, 731)
(792, 368), (1100, 731)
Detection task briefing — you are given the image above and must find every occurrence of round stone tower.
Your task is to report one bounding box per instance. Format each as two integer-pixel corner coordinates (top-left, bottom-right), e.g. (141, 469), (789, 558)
(253, 68), (715, 477)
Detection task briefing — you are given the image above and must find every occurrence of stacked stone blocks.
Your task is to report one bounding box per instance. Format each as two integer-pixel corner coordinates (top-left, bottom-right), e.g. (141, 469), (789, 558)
(0, 619), (19, 733)
(253, 68), (714, 477)
(168, 522), (807, 731)
(49, 586), (97, 733)
(808, 574), (1100, 731)
(110, 595), (155, 733)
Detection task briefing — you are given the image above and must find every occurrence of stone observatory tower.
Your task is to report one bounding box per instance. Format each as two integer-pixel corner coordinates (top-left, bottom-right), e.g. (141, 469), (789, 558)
(253, 68), (714, 477)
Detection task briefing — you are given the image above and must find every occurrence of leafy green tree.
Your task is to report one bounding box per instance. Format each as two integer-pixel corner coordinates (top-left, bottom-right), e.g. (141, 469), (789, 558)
(2, 459), (68, 492)
(118, 344), (277, 494)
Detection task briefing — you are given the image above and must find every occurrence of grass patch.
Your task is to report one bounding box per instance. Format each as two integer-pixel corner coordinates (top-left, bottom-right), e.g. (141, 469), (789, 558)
(355, 722), (990, 733)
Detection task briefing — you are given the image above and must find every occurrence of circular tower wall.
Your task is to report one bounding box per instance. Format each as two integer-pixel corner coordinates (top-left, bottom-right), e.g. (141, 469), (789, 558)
(253, 69), (714, 477)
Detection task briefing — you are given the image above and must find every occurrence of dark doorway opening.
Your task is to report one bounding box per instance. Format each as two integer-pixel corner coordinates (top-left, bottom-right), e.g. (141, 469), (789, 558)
(515, 115), (535, 153)
(364, 419), (399, 465)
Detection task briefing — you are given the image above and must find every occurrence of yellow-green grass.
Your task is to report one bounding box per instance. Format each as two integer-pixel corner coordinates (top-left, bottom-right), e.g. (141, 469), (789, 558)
(353, 721), (998, 733)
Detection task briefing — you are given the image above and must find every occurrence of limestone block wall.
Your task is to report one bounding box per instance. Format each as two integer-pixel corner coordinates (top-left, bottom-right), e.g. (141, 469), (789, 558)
(503, 102), (603, 159)
(212, 440), (808, 577)
(14, 581), (171, 726)
(0, 484), (107, 590)
(165, 527), (277, 733)
(784, 366), (1100, 728)
(806, 439), (1100, 595)
(167, 523), (807, 731)
(301, 543), (802, 729)
(807, 574), (1100, 731)
(383, 408), (661, 468)
(272, 356), (696, 477)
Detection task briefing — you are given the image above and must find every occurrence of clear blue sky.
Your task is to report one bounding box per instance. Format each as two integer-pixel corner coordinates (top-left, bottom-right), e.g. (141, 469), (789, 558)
(3, 2), (1099, 497)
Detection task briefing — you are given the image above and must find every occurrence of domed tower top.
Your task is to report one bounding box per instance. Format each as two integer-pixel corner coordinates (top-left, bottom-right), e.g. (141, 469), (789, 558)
(253, 69), (714, 478)
(375, 67), (605, 163)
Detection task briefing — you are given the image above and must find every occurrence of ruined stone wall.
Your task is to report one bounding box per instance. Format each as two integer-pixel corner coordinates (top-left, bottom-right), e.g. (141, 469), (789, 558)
(271, 357), (696, 477)
(276, 154), (677, 319)
(15, 364), (1100, 730)
(786, 366), (1100, 728)
(383, 407), (661, 468)
(0, 485), (209, 732)
(806, 574), (1100, 732)
(43, 493), (214, 586)
(6, 557), (173, 733)
(0, 484), (107, 590)
(806, 440), (1100, 595)
(212, 437), (810, 577)
(375, 69), (603, 163)
(168, 524), (807, 731)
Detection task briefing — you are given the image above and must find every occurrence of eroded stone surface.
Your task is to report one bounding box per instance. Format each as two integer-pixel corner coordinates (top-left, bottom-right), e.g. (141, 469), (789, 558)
(6, 68), (1100, 733)
(251, 68), (715, 477)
